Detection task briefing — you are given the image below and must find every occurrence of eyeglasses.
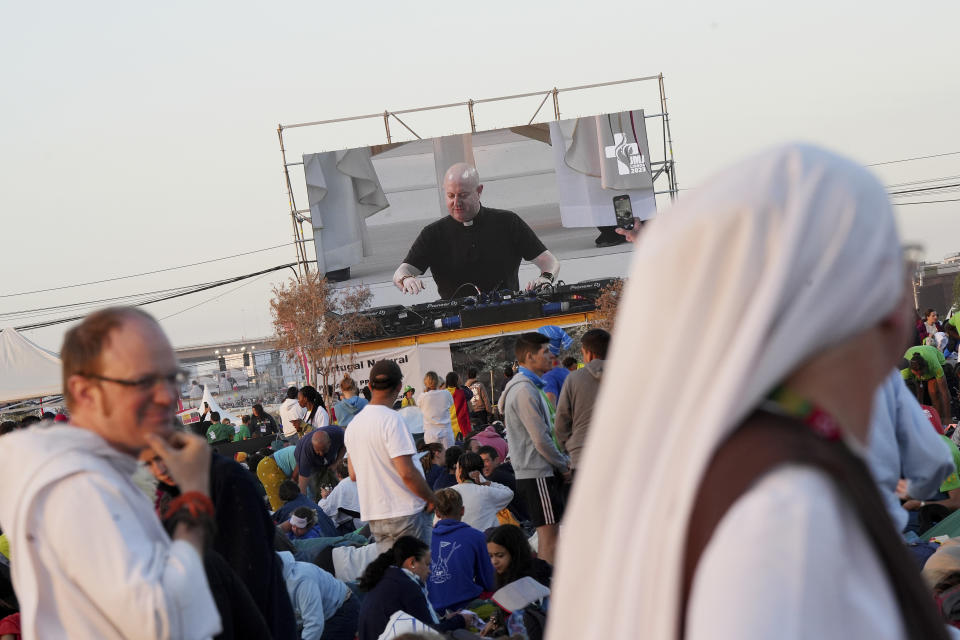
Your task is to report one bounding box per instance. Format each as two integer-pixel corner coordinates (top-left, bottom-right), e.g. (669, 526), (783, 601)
(79, 369), (188, 391)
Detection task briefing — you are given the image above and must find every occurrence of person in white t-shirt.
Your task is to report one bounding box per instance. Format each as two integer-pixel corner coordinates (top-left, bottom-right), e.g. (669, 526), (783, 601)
(318, 459), (366, 532)
(279, 386), (307, 444)
(418, 371), (455, 449)
(345, 360), (436, 552)
(451, 451), (514, 531)
(298, 385), (330, 431)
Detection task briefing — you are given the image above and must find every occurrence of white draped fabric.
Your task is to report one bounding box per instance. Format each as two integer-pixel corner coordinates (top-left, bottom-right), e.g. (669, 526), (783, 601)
(303, 148), (389, 273)
(548, 144), (905, 639)
(548, 118), (656, 228)
(0, 327), (62, 402)
(198, 384), (240, 425)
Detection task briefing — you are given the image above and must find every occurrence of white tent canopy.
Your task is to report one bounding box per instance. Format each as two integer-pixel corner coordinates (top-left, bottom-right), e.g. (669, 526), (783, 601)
(0, 327), (63, 403)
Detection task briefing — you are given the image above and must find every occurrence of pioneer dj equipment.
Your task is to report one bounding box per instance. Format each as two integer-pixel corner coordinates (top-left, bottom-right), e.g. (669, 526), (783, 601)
(355, 278), (619, 340)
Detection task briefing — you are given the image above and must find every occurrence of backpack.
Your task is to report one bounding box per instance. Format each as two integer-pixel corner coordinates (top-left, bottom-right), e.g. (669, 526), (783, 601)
(468, 382), (486, 413)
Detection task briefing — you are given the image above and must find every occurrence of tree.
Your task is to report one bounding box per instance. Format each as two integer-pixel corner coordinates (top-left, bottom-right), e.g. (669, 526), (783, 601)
(270, 272), (378, 406)
(591, 279), (624, 332)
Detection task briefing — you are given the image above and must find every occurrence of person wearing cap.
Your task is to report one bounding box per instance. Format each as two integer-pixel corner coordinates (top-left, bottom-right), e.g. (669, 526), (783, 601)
(345, 360), (436, 551)
(400, 386), (417, 408)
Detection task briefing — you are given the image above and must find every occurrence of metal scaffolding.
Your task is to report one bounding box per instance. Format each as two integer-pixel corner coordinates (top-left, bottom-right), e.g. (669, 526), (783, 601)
(277, 74), (679, 278)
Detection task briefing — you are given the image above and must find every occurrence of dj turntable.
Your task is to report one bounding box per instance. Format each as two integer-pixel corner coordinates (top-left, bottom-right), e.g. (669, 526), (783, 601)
(356, 278), (618, 340)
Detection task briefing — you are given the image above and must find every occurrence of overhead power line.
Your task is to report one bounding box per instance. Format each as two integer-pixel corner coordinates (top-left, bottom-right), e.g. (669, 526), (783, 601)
(867, 151), (960, 167)
(0, 241), (304, 299)
(894, 198), (960, 206)
(888, 182), (960, 197)
(158, 273), (275, 321)
(14, 263), (297, 332)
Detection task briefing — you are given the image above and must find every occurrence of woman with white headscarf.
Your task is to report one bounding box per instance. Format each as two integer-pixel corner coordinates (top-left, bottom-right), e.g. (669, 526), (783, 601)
(548, 144), (951, 640)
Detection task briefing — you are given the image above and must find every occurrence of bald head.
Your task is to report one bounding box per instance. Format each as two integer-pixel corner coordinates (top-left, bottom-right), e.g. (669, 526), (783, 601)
(311, 429), (331, 456)
(443, 162), (483, 223)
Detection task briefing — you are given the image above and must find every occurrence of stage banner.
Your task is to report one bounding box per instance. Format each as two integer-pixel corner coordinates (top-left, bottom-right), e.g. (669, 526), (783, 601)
(549, 110), (657, 228)
(330, 343), (453, 394)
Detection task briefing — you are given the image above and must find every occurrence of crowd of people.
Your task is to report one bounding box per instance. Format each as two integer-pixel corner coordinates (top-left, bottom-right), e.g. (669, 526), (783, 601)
(2, 151), (960, 639)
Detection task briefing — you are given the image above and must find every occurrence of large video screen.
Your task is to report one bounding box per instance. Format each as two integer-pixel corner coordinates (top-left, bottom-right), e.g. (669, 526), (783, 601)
(300, 109), (658, 280)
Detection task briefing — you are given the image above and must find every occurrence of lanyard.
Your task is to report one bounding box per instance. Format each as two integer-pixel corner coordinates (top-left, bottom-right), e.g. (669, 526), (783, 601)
(761, 386), (842, 442)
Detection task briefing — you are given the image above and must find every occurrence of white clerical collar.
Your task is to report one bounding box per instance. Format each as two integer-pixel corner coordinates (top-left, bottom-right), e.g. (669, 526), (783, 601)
(462, 206), (481, 227)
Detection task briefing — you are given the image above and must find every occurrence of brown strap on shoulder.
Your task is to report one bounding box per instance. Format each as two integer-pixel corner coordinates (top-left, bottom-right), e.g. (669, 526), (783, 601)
(679, 410), (948, 640)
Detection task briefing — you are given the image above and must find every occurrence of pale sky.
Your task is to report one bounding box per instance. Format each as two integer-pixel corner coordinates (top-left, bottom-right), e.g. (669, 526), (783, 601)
(2, 0), (957, 351)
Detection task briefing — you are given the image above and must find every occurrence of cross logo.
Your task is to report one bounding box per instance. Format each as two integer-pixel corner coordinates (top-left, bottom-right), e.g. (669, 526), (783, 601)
(604, 133), (647, 176)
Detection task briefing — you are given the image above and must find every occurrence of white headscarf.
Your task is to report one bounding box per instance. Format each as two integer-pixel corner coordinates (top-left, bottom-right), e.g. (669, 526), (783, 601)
(547, 144), (903, 640)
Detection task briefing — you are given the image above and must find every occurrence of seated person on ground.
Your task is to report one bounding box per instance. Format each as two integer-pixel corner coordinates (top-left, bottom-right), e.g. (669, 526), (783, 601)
(903, 434), (960, 514)
(275, 480), (338, 538)
(283, 506), (331, 541)
(486, 525), (552, 589)
(277, 550), (359, 640)
(319, 459), (366, 533)
(427, 488), (496, 615)
(452, 452), (514, 532)
(357, 536), (470, 640)
(431, 446), (463, 491)
(273, 480), (327, 524)
(471, 425), (508, 461)
(478, 446), (528, 522)
(418, 442), (446, 489)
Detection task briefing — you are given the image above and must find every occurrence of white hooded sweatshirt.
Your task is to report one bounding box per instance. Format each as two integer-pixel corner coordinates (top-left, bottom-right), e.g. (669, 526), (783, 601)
(0, 423), (221, 639)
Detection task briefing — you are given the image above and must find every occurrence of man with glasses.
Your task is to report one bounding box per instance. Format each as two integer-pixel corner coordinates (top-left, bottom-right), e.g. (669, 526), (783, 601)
(0, 307), (222, 639)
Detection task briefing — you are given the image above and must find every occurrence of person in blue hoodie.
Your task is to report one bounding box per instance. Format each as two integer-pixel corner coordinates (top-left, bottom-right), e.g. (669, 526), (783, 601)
(427, 488), (496, 614)
(357, 536), (470, 640)
(332, 375), (368, 426)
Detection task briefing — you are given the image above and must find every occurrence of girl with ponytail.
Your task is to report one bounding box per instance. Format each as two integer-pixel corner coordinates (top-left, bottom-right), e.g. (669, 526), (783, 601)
(357, 536), (471, 640)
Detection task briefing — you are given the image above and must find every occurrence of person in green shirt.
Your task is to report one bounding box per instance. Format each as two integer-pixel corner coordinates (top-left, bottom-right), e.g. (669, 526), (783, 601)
(232, 415), (252, 442)
(903, 435), (960, 513)
(205, 412), (234, 445)
(946, 314), (960, 342)
(901, 345), (952, 423)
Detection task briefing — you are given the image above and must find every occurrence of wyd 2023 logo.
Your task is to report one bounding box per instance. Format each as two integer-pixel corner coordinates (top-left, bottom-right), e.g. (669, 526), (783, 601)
(604, 133), (647, 176)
